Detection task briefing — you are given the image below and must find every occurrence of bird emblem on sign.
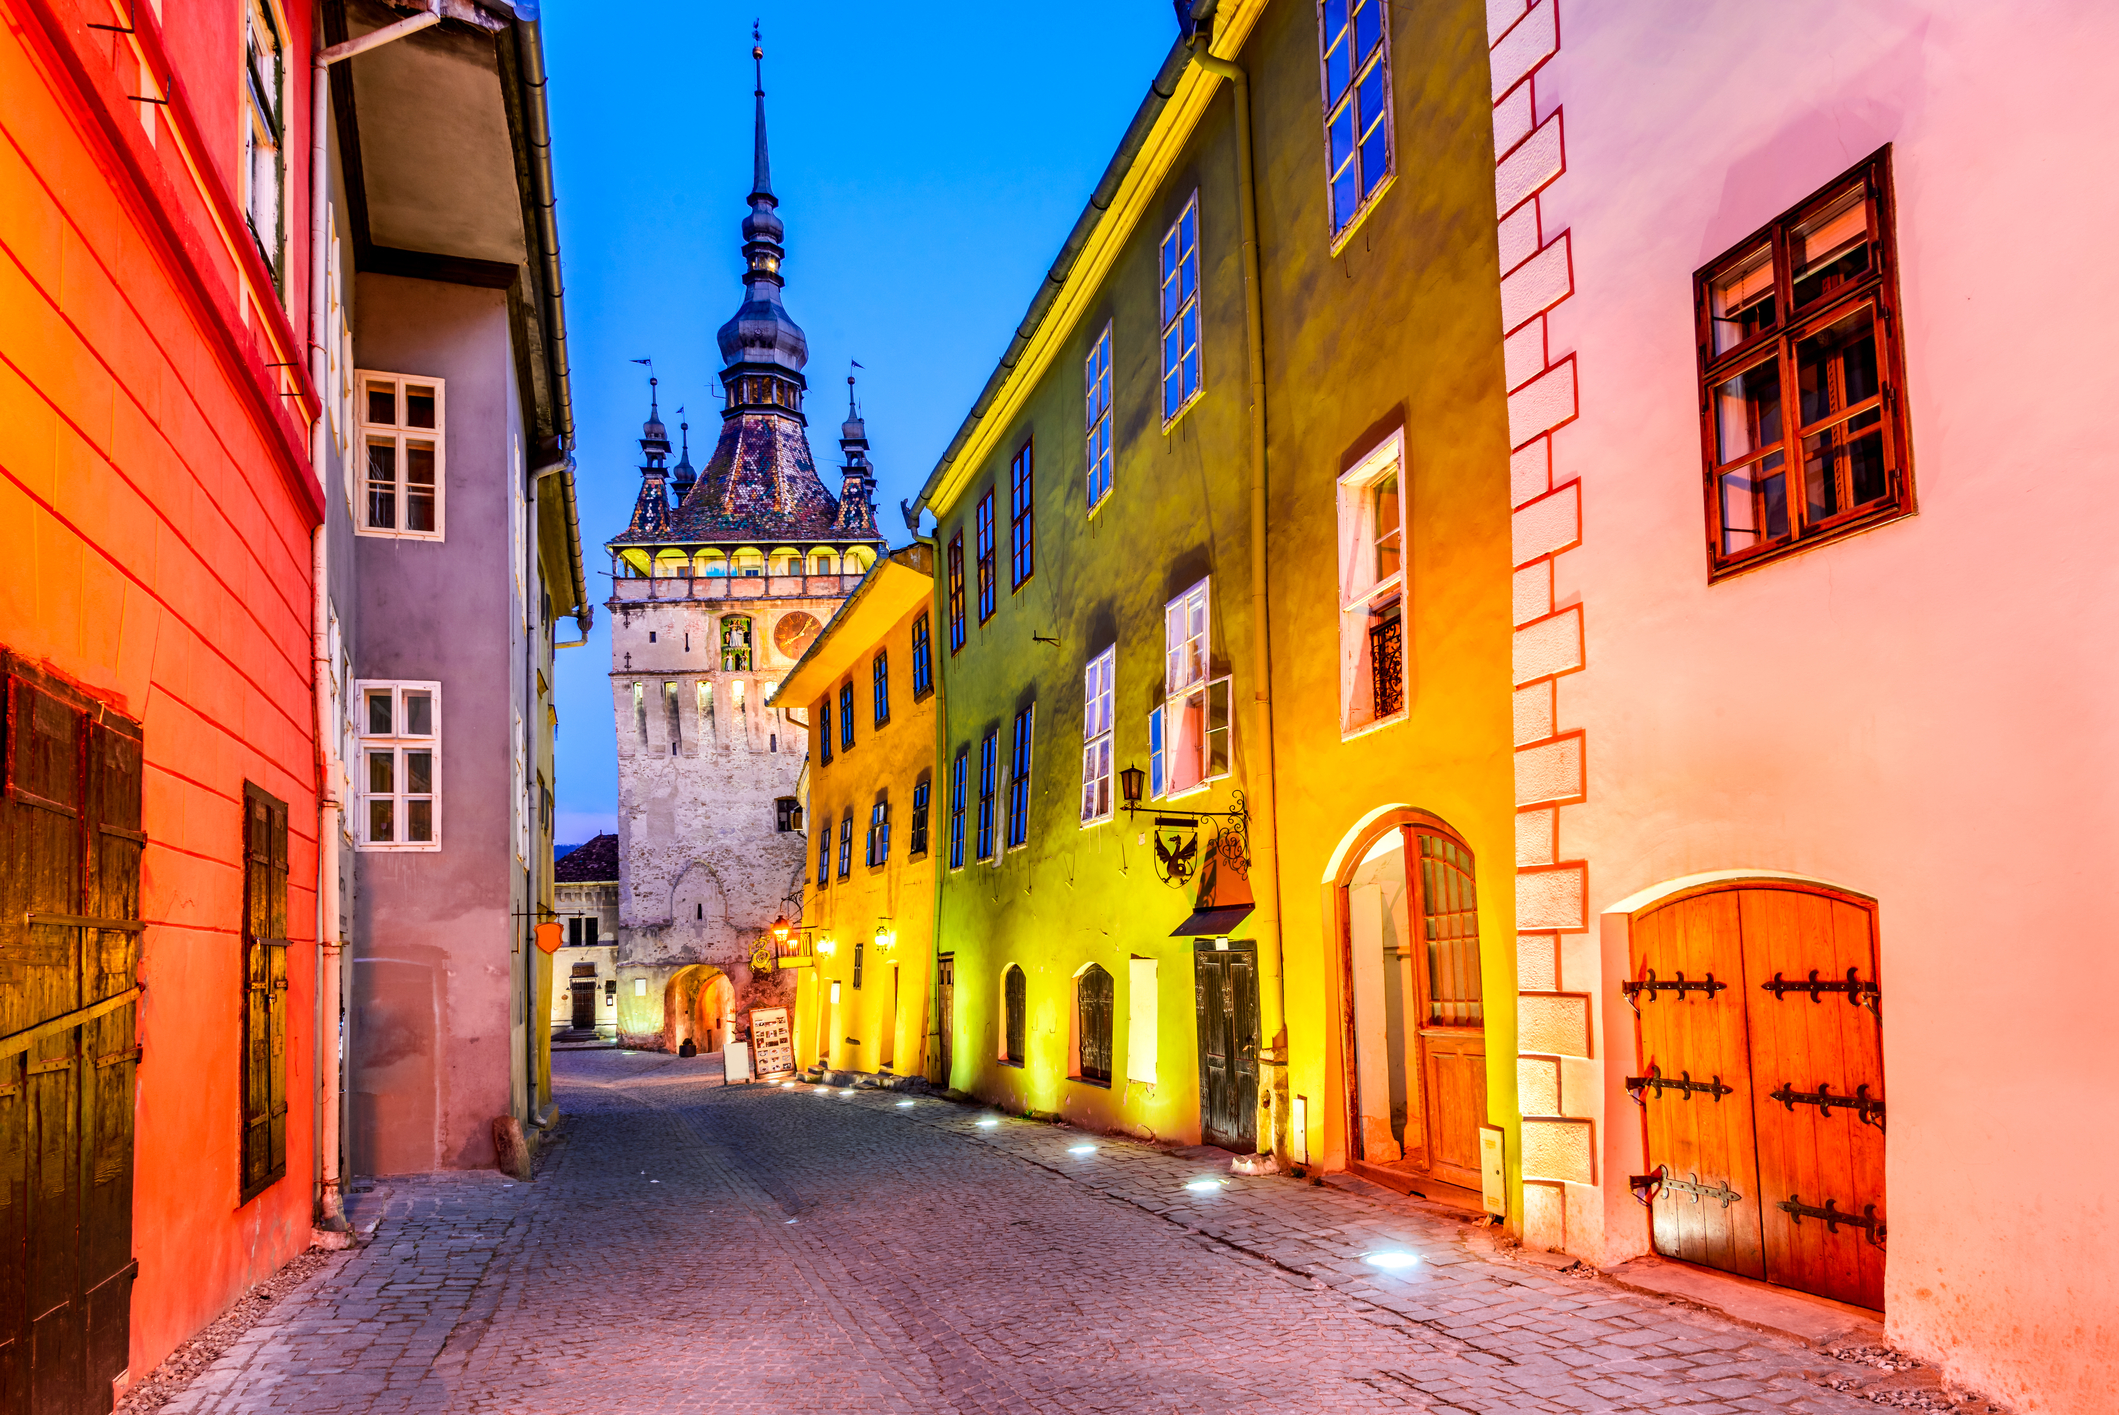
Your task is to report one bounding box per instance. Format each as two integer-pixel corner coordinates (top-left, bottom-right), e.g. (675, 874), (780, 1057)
(1154, 826), (1200, 884)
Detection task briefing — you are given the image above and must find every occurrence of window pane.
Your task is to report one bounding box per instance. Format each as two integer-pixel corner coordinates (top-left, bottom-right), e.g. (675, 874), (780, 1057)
(366, 441), (397, 529)
(405, 444), (437, 533)
(1803, 407), (1886, 523)
(405, 749), (432, 795)
(1708, 243), (1775, 355)
(1713, 358), (1782, 465)
(1360, 127), (1389, 202)
(1791, 186), (1870, 308)
(366, 383), (396, 426)
(1719, 450), (1787, 554)
(368, 798), (394, 842)
(1796, 305), (1878, 429)
(367, 749), (393, 793)
(1352, 0), (1381, 62)
(403, 691), (432, 736)
(367, 690), (393, 735)
(1333, 169), (1359, 233)
(407, 799), (432, 842)
(404, 385), (437, 428)
(1372, 472), (1401, 579)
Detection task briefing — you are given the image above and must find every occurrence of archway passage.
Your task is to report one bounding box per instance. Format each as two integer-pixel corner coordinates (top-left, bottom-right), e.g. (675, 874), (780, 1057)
(1340, 817), (1486, 1201)
(661, 965), (734, 1054)
(1627, 883), (1885, 1310)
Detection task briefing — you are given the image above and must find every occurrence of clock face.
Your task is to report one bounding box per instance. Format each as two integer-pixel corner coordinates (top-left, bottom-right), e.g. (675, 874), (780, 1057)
(773, 611), (822, 659)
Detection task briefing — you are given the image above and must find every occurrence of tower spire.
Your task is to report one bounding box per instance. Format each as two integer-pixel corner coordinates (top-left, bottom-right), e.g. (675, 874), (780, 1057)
(718, 23), (808, 419)
(751, 21), (771, 200)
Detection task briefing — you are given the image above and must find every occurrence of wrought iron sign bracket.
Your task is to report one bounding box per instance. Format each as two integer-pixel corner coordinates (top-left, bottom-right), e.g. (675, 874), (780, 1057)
(1128, 792), (1251, 889)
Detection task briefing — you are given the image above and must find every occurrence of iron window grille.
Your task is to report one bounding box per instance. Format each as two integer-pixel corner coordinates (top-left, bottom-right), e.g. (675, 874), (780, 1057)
(1696, 151), (1912, 579)
(1009, 441), (1035, 590)
(976, 491), (997, 623)
(1160, 194), (1203, 423)
(1006, 705), (1034, 850)
(1085, 323), (1114, 511)
(1317, 0), (1394, 241)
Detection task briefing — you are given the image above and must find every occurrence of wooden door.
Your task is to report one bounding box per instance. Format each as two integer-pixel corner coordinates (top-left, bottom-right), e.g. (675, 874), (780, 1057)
(1628, 884), (1884, 1309)
(1412, 833), (1485, 1190)
(569, 977), (596, 1031)
(934, 955), (953, 1086)
(2, 676), (141, 1415)
(1194, 944), (1258, 1152)
(1738, 889), (1885, 1308)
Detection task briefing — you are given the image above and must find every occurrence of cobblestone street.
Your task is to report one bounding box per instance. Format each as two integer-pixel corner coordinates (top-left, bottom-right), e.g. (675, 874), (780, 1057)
(163, 1052), (1889, 1414)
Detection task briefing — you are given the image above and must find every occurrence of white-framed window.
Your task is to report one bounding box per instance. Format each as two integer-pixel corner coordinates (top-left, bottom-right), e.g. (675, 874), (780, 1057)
(1337, 431), (1406, 734)
(1085, 322), (1114, 511)
(1159, 194), (1202, 425)
(356, 681), (439, 850)
(1080, 645), (1115, 825)
(357, 371), (445, 539)
(1318, 0), (1394, 242)
(1149, 578), (1230, 798)
(242, 0), (285, 285)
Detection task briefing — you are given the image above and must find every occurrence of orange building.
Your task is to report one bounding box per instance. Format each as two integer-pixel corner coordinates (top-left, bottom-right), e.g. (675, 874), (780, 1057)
(1, 0), (325, 1403)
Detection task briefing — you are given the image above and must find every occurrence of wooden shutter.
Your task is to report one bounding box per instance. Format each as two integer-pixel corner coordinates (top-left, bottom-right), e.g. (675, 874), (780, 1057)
(240, 785), (290, 1201)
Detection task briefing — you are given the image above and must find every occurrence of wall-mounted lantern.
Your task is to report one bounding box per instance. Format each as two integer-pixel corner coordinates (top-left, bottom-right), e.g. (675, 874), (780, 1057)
(873, 920), (894, 952)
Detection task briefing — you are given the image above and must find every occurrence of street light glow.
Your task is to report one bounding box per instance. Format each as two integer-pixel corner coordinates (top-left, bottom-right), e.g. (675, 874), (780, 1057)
(1363, 1251), (1420, 1271)
(896, 1100), (915, 1108)
(1069, 1144), (1097, 1155)
(1185, 1179), (1224, 1194)
(977, 1117), (999, 1128)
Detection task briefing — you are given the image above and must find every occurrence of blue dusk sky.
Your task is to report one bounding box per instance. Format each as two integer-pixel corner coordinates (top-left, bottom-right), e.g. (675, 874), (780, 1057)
(544, 1), (1179, 844)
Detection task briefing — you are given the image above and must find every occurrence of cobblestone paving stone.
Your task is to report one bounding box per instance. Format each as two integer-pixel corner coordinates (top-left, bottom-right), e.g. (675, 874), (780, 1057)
(164, 1051), (1880, 1414)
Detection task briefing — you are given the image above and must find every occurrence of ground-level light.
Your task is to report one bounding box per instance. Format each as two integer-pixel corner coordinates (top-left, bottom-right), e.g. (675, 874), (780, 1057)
(1362, 1251), (1420, 1271)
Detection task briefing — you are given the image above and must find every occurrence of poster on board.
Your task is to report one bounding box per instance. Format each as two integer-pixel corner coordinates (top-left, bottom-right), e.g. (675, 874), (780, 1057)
(749, 1007), (796, 1080)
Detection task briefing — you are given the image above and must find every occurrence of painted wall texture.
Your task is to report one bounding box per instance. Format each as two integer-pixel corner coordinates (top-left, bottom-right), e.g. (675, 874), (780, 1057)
(777, 549), (938, 1079)
(0, 0), (325, 1385)
(1484, 1), (2119, 1409)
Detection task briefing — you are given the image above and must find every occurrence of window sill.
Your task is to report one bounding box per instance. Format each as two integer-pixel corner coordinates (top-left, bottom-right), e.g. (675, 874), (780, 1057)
(1067, 1074), (1112, 1090)
(1327, 171), (1397, 259)
(354, 526), (446, 543)
(999, 1058), (1025, 1069)
(1707, 500), (1914, 584)
(356, 842), (441, 853)
(1340, 708), (1408, 744)
(1160, 389), (1204, 436)
(1079, 812), (1114, 830)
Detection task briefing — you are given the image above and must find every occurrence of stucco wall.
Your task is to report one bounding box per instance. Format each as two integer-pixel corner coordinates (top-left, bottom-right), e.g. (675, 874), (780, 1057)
(349, 274), (525, 1174)
(1501, 2), (2119, 1408)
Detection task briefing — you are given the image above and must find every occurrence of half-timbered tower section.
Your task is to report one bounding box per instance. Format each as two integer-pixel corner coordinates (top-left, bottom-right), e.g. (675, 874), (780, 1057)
(1480, 2), (2119, 1410)
(604, 59), (885, 1045)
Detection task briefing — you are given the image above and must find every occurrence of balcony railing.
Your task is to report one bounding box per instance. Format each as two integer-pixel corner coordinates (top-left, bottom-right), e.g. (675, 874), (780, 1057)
(610, 571), (866, 603)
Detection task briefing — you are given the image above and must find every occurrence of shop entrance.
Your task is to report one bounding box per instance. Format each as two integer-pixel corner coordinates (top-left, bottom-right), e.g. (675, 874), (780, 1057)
(1194, 941), (1258, 1152)
(1626, 883), (1885, 1309)
(1341, 820), (1486, 1198)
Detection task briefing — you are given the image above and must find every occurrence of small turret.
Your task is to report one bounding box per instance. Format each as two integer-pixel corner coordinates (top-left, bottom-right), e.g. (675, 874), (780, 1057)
(623, 376), (672, 538)
(670, 411), (696, 503)
(833, 371), (878, 537)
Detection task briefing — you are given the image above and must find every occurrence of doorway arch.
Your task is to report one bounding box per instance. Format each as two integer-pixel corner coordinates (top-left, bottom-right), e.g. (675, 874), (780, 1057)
(1330, 808), (1488, 1200)
(662, 965), (735, 1054)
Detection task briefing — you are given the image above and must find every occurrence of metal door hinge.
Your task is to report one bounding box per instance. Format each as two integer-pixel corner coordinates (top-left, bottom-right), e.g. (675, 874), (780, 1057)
(1621, 970), (1726, 1012)
(1768, 1080), (1884, 1130)
(1777, 1193), (1885, 1247)
(1759, 966), (1880, 1016)
(1625, 1064), (1732, 1105)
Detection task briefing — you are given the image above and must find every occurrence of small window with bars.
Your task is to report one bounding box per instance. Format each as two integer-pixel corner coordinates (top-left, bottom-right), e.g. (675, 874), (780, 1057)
(356, 681), (439, 849)
(356, 372), (444, 539)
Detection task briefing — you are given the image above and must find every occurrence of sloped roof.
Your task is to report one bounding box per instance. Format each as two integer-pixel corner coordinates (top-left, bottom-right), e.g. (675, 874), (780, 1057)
(554, 832), (619, 882)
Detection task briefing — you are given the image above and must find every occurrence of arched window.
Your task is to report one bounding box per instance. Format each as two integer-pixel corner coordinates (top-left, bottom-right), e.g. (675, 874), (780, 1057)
(694, 549), (727, 577)
(1075, 965), (1113, 1084)
(808, 548), (840, 576)
(845, 545), (877, 575)
(732, 547), (765, 577)
(1417, 831), (1482, 1024)
(768, 547), (800, 576)
(652, 548), (687, 578)
(1001, 965), (1027, 1066)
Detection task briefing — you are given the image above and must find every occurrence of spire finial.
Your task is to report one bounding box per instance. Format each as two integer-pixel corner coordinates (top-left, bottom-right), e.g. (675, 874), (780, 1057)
(749, 22), (772, 200)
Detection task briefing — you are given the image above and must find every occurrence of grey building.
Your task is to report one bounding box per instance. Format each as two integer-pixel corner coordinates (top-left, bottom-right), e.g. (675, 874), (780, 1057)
(314, 0), (585, 1181)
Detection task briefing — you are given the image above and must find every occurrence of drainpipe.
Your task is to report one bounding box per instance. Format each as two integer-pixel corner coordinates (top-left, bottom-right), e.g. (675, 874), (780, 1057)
(306, 2), (440, 1238)
(1187, 23), (1290, 1166)
(536, 458), (591, 648)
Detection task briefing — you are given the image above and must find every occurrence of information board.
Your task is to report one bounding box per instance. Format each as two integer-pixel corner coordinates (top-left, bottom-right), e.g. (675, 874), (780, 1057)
(749, 1007), (795, 1080)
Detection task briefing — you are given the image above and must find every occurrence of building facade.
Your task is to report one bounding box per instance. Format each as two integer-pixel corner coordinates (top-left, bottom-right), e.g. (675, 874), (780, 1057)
(604, 69), (886, 1051)
(550, 834), (620, 1039)
(1471, 2), (2119, 1409)
(774, 545), (939, 1078)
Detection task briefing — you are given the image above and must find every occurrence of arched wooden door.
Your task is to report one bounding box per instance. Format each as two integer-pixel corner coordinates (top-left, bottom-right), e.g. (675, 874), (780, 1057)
(1627, 883), (1885, 1309)
(1341, 820), (1486, 1196)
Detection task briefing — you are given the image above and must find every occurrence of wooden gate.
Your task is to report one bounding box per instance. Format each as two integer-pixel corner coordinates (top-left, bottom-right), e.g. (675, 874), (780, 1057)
(1627, 884), (1885, 1309)
(933, 955), (953, 1087)
(1, 672), (142, 1413)
(1194, 943), (1257, 1152)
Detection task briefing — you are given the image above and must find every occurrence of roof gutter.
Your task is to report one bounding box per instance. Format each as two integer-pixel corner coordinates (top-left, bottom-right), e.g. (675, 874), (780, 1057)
(913, 35), (1196, 514)
(513, 16), (587, 623)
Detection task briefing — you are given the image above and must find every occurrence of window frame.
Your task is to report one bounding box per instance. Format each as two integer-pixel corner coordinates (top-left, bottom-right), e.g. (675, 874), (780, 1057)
(354, 371), (446, 541)
(1001, 964), (1027, 1067)
(1316, 0), (1396, 248)
(946, 534), (967, 653)
(1694, 150), (1913, 581)
(866, 796), (891, 868)
(975, 491), (997, 623)
(909, 775), (932, 858)
(838, 682), (856, 752)
(837, 811), (853, 878)
(911, 613), (934, 699)
(872, 650), (890, 728)
(1005, 705), (1034, 851)
(354, 680), (440, 851)
(1159, 193), (1204, 427)
(1008, 440), (1035, 591)
(1080, 645), (1115, 827)
(817, 822), (831, 888)
(719, 614), (754, 671)
(1149, 579), (1231, 800)
(818, 696), (833, 765)
(1074, 964), (1114, 1086)
(1336, 431), (1408, 737)
(949, 747), (969, 870)
(1085, 322), (1115, 513)
(242, 0), (286, 287)
(976, 729), (999, 863)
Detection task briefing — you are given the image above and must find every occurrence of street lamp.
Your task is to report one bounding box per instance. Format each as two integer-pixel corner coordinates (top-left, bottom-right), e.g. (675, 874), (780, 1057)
(770, 915), (792, 949)
(874, 920), (894, 951)
(1120, 764), (1146, 811)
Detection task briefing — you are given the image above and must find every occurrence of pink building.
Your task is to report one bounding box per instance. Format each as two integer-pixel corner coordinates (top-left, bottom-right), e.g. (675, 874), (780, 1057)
(1483, 3), (2117, 1410)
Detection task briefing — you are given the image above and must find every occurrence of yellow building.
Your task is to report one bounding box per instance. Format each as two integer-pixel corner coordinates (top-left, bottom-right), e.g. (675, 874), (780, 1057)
(772, 545), (940, 1077)
(908, 0), (1520, 1218)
